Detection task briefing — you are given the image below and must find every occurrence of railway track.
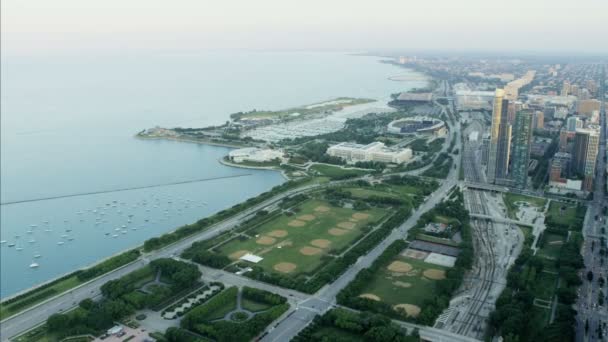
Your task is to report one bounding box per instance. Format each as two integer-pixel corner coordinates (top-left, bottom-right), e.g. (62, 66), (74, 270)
(454, 190), (497, 337)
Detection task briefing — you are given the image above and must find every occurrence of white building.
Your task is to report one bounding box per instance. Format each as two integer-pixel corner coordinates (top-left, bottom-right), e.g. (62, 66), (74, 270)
(228, 148), (284, 163)
(327, 142), (412, 164)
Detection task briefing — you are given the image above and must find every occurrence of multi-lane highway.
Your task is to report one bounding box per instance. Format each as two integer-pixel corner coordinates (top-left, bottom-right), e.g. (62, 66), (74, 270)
(0, 181), (328, 341)
(576, 68), (608, 342)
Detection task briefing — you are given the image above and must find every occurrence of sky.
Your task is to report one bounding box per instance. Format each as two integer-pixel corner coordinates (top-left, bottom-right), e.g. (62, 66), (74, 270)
(2, 0), (608, 55)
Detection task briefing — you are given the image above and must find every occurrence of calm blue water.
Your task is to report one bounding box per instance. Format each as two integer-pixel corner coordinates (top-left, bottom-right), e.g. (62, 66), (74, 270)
(0, 51), (427, 298)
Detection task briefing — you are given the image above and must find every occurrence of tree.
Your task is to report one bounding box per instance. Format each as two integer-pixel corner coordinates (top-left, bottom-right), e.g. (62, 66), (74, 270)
(587, 270), (594, 282)
(47, 313), (70, 332)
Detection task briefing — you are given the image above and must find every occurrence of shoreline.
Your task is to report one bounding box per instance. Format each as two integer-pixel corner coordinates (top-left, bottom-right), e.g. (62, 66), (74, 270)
(135, 135), (251, 149)
(218, 158), (290, 180)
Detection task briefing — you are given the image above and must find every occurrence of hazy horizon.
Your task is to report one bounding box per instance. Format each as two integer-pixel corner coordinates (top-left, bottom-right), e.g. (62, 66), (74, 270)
(2, 0), (608, 56)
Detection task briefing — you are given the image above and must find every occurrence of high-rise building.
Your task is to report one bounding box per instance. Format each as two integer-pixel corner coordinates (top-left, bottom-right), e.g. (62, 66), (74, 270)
(572, 128), (599, 191)
(577, 99), (601, 116)
(487, 89), (511, 183)
(533, 110), (544, 129)
(510, 111), (534, 188)
(561, 81), (570, 96)
(567, 116), (582, 132)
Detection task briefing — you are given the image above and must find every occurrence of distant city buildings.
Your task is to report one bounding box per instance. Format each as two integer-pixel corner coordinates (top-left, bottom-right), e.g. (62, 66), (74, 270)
(577, 99), (601, 116)
(326, 142), (413, 164)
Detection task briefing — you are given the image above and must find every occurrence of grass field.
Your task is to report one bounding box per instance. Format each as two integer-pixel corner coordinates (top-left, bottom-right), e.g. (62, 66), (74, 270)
(344, 183), (423, 198)
(357, 252), (448, 317)
(241, 298), (271, 312)
(537, 233), (566, 260)
(547, 202), (580, 226)
(217, 199), (388, 275)
(0, 276), (83, 320)
(309, 164), (369, 179)
(503, 193), (547, 219)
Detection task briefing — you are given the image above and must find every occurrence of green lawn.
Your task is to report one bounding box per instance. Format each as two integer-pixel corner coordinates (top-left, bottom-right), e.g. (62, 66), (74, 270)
(0, 276), (83, 320)
(533, 270), (559, 301)
(343, 184), (424, 206)
(503, 193), (547, 219)
(217, 199), (388, 275)
(359, 255), (448, 308)
(241, 298), (271, 312)
(537, 233), (566, 260)
(546, 202), (580, 226)
(201, 290), (238, 321)
(309, 164), (369, 178)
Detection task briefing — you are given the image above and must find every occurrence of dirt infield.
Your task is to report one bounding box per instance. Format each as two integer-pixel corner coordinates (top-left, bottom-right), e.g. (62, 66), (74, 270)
(274, 262), (297, 273)
(310, 239), (331, 248)
(423, 269), (446, 280)
(288, 220), (306, 227)
(359, 293), (381, 301)
(393, 304), (421, 317)
(314, 205), (331, 212)
(337, 221), (356, 229)
(328, 228), (349, 236)
(352, 213), (370, 220)
(300, 246), (322, 256)
(402, 249), (429, 260)
(267, 230), (288, 238)
(387, 261), (413, 273)
(229, 250), (249, 260)
(393, 281), (412, 288)
(256, 236), (276, 245)
(298, 214), (316, 221)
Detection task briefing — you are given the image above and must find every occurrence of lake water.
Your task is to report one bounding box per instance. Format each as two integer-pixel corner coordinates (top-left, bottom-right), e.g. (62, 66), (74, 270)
(0, 51), (427, 298)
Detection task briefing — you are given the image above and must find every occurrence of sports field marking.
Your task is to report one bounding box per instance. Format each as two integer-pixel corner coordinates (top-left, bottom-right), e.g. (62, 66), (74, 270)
(352, 213), (370, 220)
(387, 261), (413, 273)
(314, 206), (331, 212)
(288, 220), (306, 227)
(393, 304), (421, 317)
(310, 239), (331, 248)
(267, 230), (288, 238)
(299, 246), (322, 256)
(256, 236), (276, 245)
(328, 228), (349, 236)
(423, 269), (446, 280)
(273, 262), (297, 273)
(297, 214), (316, 221)
(337, 221), (356, 229)
(393, 281), (412, 288)
(229, 250), (250, 260)
(359, 293), (381, 301)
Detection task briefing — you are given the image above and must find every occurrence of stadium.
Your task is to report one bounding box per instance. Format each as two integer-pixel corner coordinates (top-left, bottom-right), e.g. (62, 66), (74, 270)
(387, 117), (447, 136)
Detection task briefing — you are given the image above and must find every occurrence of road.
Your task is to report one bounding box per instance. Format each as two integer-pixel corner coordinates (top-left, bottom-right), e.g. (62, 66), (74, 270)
(576, 68), (608, 342)
(0, 181), (327, 341)
(261, 111), (464, 342)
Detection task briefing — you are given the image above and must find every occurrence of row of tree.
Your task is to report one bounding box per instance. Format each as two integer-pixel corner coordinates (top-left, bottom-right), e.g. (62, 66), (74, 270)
(181, 287), (289, 342)
(292, 308), (419, 342)
(143, 178), (309, 251)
